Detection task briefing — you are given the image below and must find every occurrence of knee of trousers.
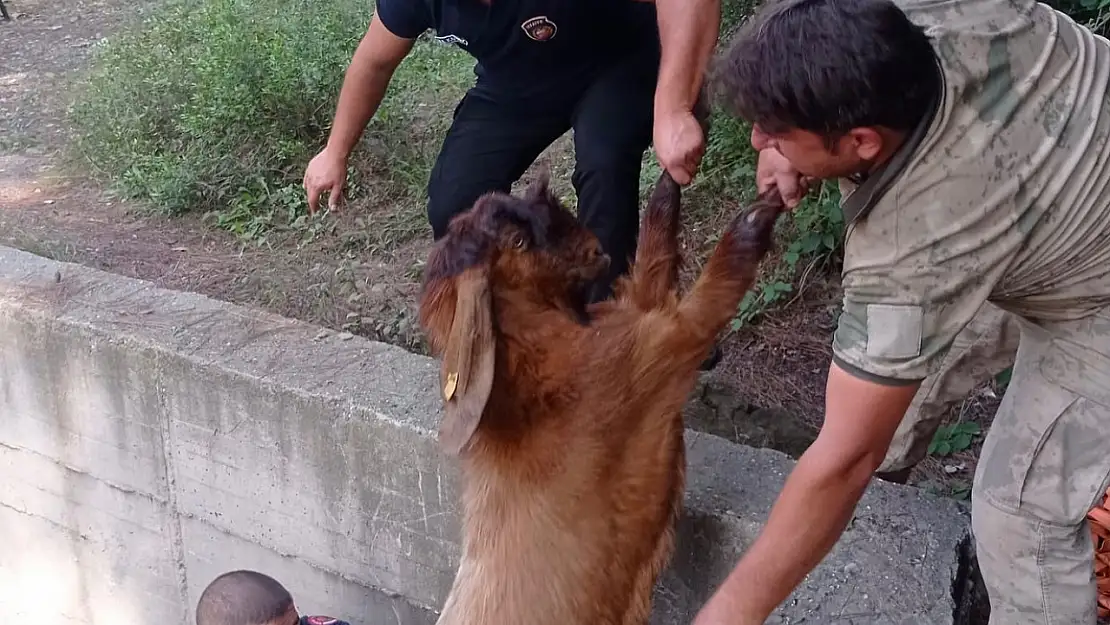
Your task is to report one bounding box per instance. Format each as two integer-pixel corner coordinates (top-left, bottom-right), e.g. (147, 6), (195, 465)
(425, 182), (476, 241)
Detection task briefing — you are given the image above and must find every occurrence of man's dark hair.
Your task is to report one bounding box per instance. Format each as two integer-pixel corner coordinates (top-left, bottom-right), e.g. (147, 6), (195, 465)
(712, 0), (941, 139)
(196, 570), (295, 625)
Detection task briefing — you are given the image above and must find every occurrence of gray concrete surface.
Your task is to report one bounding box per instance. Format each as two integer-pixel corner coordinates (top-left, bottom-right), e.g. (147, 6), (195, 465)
(0, 244), (977, 625)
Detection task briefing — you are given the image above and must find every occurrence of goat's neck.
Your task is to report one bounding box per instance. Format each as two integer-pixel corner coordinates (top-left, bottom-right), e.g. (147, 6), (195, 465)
(490, 284), (586, 338)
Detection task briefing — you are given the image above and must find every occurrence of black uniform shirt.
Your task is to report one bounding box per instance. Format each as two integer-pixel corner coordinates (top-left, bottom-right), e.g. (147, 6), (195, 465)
(375, 0), (653, 101)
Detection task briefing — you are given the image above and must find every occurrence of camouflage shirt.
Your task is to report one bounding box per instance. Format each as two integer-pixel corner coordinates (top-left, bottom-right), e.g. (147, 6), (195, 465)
(833, 0), (1110, 384)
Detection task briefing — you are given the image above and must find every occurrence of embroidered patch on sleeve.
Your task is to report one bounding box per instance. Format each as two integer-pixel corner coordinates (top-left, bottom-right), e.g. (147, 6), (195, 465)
(865, 304), (924, 360)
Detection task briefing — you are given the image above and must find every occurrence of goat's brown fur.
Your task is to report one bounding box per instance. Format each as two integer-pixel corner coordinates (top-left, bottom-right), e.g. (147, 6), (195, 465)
(417, 167), (785, 625)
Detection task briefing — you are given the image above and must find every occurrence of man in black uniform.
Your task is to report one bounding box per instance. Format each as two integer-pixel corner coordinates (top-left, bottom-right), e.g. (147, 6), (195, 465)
(303, 0), (719, 338)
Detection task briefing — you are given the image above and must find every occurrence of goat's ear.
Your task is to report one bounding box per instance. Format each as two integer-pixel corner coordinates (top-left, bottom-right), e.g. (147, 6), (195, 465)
(523, 169), (552, 202)
(437, 266), (496, 456)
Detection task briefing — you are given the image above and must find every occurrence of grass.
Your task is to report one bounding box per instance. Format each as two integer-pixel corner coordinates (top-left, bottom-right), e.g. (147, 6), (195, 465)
(67, 0), (473, 251)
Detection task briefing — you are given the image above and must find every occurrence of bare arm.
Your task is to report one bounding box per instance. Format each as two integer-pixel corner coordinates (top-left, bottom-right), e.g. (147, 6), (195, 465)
(645, 0), (720, 184)
(693, 361), (920, 624)
(325, 13), (416, 159)
(653, 0), (720, 115)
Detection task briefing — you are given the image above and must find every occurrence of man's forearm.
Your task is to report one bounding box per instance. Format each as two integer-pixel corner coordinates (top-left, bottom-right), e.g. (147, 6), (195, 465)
(325, 46), (399, 157)
(654, 0), (720, 114)
(712, 445), (875, 621)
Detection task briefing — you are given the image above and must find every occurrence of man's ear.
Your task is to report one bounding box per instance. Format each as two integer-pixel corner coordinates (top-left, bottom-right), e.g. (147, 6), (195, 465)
(846, 127), (885, 162)
(437, 266), (496, 456)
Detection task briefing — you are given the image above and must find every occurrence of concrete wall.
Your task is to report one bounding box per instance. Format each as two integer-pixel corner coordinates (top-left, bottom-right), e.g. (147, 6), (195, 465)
(0, 245), (977, 625)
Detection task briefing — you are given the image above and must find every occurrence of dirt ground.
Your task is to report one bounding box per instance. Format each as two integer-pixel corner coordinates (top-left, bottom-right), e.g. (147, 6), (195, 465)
(0, 0), (1000, 497)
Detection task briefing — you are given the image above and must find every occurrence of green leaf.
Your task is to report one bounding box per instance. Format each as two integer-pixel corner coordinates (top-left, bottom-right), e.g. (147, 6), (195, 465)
(738, 291), (756, 312)
(951, 433), (973, 452)
(784, 250), (800, 266)
(954, 422), (981, 436)
(822, 232), (836, 250)
(934, 440), (952, 456)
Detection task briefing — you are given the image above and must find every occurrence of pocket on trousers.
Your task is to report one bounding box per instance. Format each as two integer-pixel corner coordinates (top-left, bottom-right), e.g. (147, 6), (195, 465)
(1015, 393), (1110, 526)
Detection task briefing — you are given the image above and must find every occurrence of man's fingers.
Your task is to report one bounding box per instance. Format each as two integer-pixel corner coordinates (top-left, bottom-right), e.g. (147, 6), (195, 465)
(670, 165), (693, 186)
(306, 183), (321, 215)
(327, 183), (342, 212)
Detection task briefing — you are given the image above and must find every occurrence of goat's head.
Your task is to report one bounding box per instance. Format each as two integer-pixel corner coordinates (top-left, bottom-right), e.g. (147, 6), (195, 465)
(417, 172), (608, 456)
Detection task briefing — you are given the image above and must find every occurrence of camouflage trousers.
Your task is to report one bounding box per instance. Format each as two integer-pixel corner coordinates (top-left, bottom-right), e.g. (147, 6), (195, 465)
(879, 302), (1110, 623)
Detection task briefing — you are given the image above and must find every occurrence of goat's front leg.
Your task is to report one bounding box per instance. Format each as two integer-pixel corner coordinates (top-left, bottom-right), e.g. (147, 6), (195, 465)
(627, 172), (683, 311)
(675, 189), (785, 347)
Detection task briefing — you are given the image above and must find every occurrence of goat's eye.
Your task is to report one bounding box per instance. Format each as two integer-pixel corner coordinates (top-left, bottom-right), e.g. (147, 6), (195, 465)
(513, 235), (527, 249)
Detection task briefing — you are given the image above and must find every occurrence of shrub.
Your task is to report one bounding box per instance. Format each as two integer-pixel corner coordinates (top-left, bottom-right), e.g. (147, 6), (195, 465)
(68, 0), (471, 234)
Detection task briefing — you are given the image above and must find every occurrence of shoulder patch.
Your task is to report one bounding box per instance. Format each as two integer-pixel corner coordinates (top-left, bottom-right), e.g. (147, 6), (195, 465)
(865, 304), (923, 360)
(521, 16), (557, 41)
(303, 616), (346, 625)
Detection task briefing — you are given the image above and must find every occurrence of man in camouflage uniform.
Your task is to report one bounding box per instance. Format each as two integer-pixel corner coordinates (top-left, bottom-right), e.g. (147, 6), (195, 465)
(691, 0), (1110, 623)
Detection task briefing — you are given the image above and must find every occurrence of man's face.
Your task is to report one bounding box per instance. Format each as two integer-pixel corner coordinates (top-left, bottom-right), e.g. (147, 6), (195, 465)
(751, 124), (877, 180)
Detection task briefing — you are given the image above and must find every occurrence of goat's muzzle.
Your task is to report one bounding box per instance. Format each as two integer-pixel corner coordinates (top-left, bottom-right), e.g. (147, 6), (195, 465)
(571, 244), (610, 283)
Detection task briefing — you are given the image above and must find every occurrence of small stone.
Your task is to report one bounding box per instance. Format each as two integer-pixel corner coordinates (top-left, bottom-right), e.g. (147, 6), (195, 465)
(843, 562), (860, 575)
(43, 199), (55, 205)
(338, 332), (354, 341)
(314, 330), (329, 340)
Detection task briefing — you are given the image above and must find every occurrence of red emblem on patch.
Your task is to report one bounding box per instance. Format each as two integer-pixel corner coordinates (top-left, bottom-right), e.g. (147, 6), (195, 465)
(521, 16), (557, 41)
(305, 617), (338, 625)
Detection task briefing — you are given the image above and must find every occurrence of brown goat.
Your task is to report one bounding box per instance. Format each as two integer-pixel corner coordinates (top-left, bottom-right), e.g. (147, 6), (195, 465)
(417, 171), (785, 625)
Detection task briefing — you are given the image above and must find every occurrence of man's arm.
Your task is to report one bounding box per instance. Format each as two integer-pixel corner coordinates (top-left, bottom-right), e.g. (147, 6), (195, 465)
(305, 10), (420, 213)
(648, 0), (720, 184)
(325, 13), (417, 158)
(693, 361), (921, 624)
(653, 0), (720, 115)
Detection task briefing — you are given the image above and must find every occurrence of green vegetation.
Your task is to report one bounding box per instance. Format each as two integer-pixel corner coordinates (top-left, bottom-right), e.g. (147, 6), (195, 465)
(928, 421), (982, 458)
(69, 0), (472, 249)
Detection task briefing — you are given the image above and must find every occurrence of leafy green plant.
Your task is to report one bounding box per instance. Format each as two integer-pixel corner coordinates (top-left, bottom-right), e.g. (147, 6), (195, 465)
(928, 421), (982, 457)
(68, 0), (472, 241)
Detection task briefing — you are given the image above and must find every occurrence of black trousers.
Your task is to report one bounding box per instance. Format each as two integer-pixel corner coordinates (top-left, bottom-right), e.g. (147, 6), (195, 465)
(425, 28), (661, 303)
